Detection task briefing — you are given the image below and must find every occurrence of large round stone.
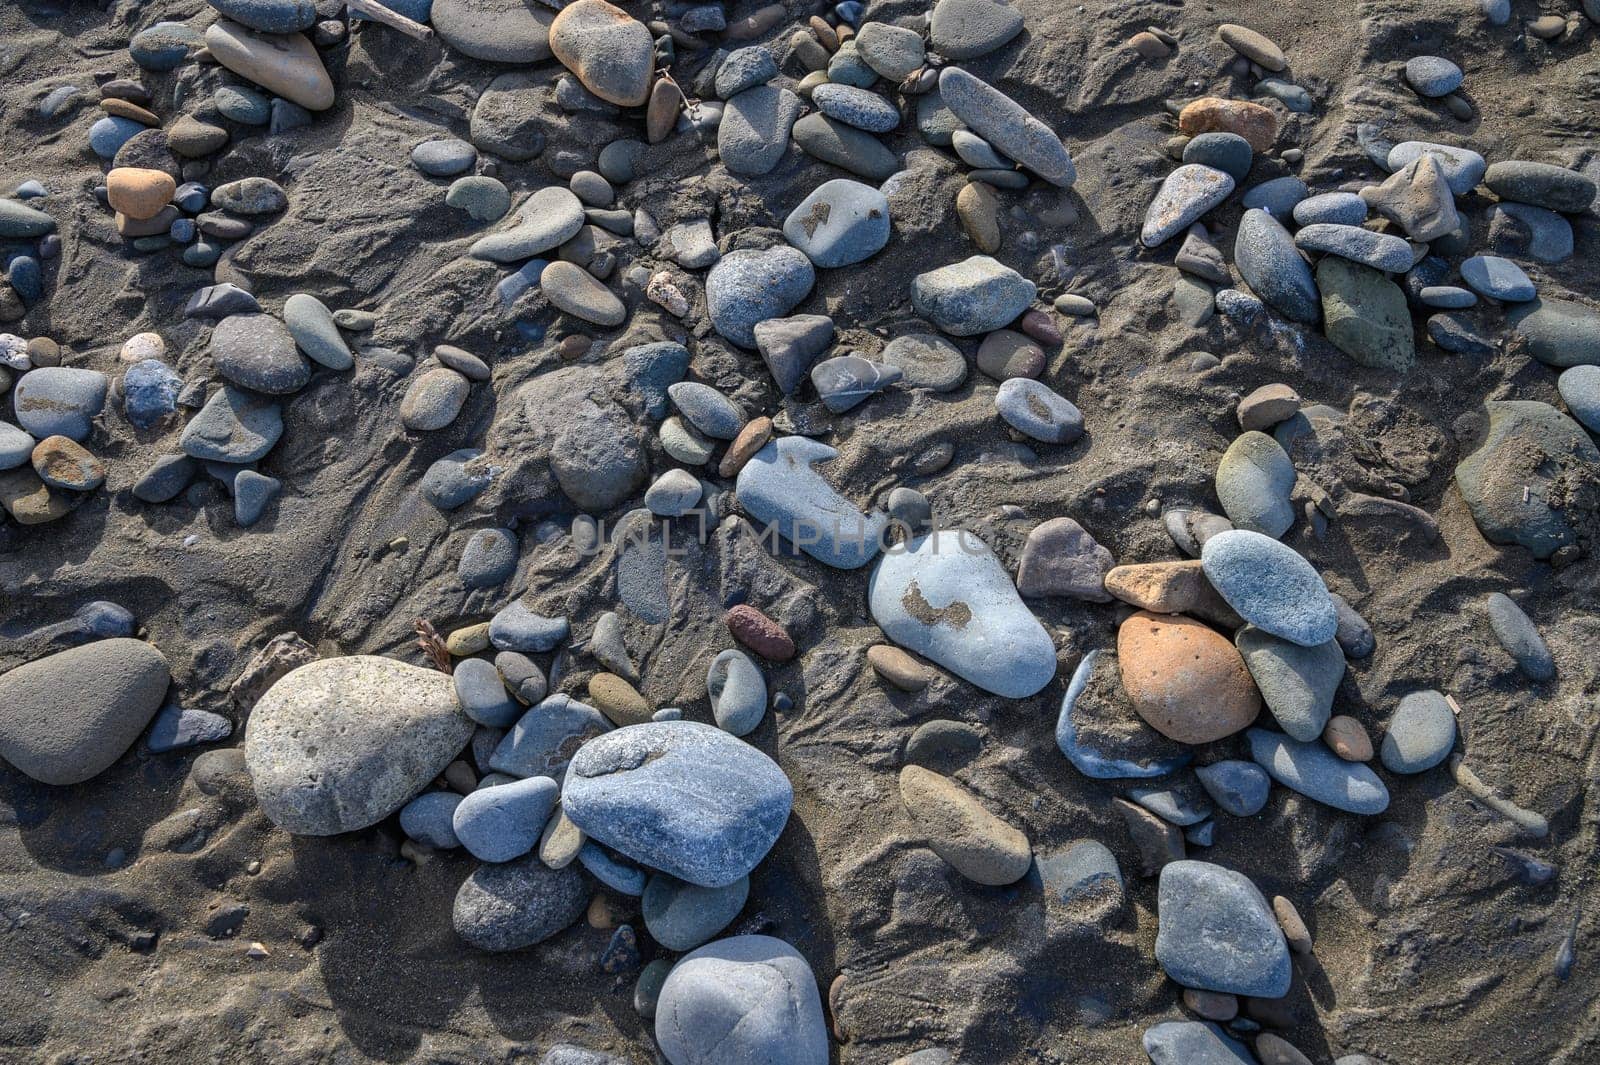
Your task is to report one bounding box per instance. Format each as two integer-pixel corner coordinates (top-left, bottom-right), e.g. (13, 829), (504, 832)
(549, 0), (653, 107)
(211, 314), (311, 395)
(655, 935), (828, 1065)
(244, 656), (474, 835)
(1117, 611), (1260, 744)
(1155, 860), (1291, 998)
(452, 854), (588, 951)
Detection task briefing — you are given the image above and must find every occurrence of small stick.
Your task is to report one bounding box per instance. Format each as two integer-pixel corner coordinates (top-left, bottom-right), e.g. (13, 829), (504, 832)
(346, 0), (434, 40)
(1450, 755), (1549, 839)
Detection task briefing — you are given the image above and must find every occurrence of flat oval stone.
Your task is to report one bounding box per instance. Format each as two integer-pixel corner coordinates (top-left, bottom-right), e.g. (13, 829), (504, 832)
(453, 657), (519, 727)
(791, 113), (901, 181)
(245, 656), (474, 835)
(491, 693), (610, 778)
(283, 293), (352, 370)
(1460, 254), (1536, 302)
(1142, 164), (1235, 248)
(706, 245), (816, 348)
(1236, 628), (1344, 741)
(1484, 160), (1597, 214)
(706, 649), (766, 736)
(880, 333), (968, 391)
(453, 854), (587, 951)
(412, 138), (478, 177)
(1215, 430), (1295, 537)
(1379, 690), (1456, 774)
(1202, 530), (1338, 647)
(1195, 760), (1271, 817)
(12, 366), (107, 441)
(735, 436), (886, 569)
(204, 20), (335, 111)
(719, 85), (803, 176)
(32, 435), (104, 491)
(782, 178), (891, 268)
(1507, 298), (1600, 368)
(643, 873), (749, 951)
(1557, 365), (1600, 432)
(868, 529), (1056, 698)
(1292, 192), (1368, 227)
(1118, 611), (1261, 744)
(541, 261), (626, 326)
(1155, 860), (1291, 997)
(211, 314), (310, 395)
(1235, 209), (1319, 323)
(912, 255), (1035, 336)
(811, 355), (901, 413)
(180, 385), (282, 462)
(1247, 727), (1389, 814)
(929, 0), (1024, 60)
(669, 381), (745, 439)
(446, 176), (512, 223)
(811, 83), (899, 133)
(899, 764), (1031, 885)
(433, 0), (555, 63)
(1178, 97), (1278, 152)
(561, 720), (794, 888)
(995, 378), (1084, 443)
(1403, 56), (1463, 97)
(549, 0), (654, 107)
(469, 186), (586, 263)
(1218, 24), (1285, 69)
(0, 638), (170, 785)
(453, 775), (559, 861)
(937, 67), (1074, 187)
(1293, 223), (1413, 273)
(1318, 257), (1415, 371)
(1144, 1021), (1256, 1065)
(400, 791), (463, 849)
(655, 936), (828, 1065)
(1454, 400), (1600, 557)
(209, 0), (317, 33)
(400, 367), (470, 431)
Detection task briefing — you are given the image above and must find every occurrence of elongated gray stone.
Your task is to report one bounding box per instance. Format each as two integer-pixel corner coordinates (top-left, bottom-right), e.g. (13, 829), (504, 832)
(1247, 727), (1390, 814)
(937, 67), (1075, 187)
(735, 436), (886, 569)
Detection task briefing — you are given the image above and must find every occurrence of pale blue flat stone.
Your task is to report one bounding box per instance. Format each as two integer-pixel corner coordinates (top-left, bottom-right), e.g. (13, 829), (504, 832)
(734, 436), (887, 569)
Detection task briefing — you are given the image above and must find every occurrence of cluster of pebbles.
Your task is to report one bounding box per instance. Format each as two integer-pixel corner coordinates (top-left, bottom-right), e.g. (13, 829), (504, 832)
(2, 0), (1598, 1062)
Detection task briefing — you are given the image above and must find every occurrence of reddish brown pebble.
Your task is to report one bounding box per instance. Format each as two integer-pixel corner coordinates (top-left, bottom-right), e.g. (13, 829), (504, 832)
(1178, 97), (1280, 152)
(100, 98), (160, 125)
(718, 415), (773, 478)
(726, 604), (796, 661)
(828, 972), (848, 1041)
(1323, 714), (1373, 761)
(1182, 988), (1238, 1021)
(1130, 31), (1171, 58)
(559, 334), (590, 360)
(1016, 308), (1062, 346)
(809, 15), (839, 51)
(1272, 895), (1313, 955)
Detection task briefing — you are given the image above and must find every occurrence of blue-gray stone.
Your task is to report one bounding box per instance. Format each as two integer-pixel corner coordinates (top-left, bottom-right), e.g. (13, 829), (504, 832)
(718, 85), (803, 176)
(1380, 690), (1456, 774)
(494, 651), (547, 705)
(215, 85), (272, 125)
(826, 40), (878, 87)
(561, 721), (794, 888)
(453, 775), (558, 861)
(351, 0), (433, 23)
(13, 366), (108, 442)
(1235, 628), (1344, 742)
(1485, 592), (1554, 681)
(1201, 530), (1338, 647)
(1055, 650), (1192, 780)
(654, 936), (828, 1065)
(1488, 202), (1573, 264)
(469, 186), (586, 263)
(123, 359), (182, 430)
(400, 791), (463, 849)
(1386, 142), (1486, 196)
(668, 381), (744, 440)
(145, 702), (233, 753)
(491, 693), (611, 779)
(1255, 78), (1312, 112)
(911, 255), (1035, 336)
(1143, 1021), (1255, 1065)
(283, 293), (353, 371)
(133, 455), (197, 503)
(810, 355), (901, 413)
(1293, 223), (1413, 273)
(542, 1046), (627, 1065)
(452, 854), (587, 951)
(1428, 311), (1493, 356)
(1419, 285), (1477, 309)
(1558, 365), (1600, 432)
(421, 448), (491, 510)
(1214, 431), (1294, 537)
(459, 527), (518, 589)
(496, 259), (547, 307)
(1247, 727), (1389, 814)
(1485, 160), (1597, 214)
(1185, 820), (1214, 847)
(951, 130), (1010, 169)
(735, 436), (887, 569)
(706, 245), (816, 348)
(130, 22), (200, 71)
(39, 86), (83, 120)
(0, 423), (36, 470)
(1461, 254), (1536, 302)
(412, 138), (477, 177)
(454, 657), (520, 727)
(1455, 401), (1600, 557)
(1130, 785), (1211, 826)
(995, 378), (1084, 444)
(211, 314), (311, 395)
(706, 649), (766, 737)
(1037, 839), (1123, 910)
(208, 0), (318, 33)
(489, 601), (569, 652)
(0, 199), (56, 239)
(621, 341), (689, 418)
(1240, 176), (1308, 218)
(578, 841), (648, 894)
(715, 46), (778, 99)
(1234, 209), (1319, 323)
(937, 67), (1075, 187)
(8, 255), (41, 303)
(782, 179), (891, 268)
(868, 530), (1056, 698)
(1292, 192), (1367, 227)
(174, 182), (209, 212)
(234, 470), (280, 526)
(929, 0), (1023, 58)
(1405, 56), (1463, 97)
(1195, 760), (1271, 817)
(1155, 860), (1291, 997)
(1181, 132), (1252, 182)
(811, 83), (899, 133)
(185, 283), (259, 319)
(1507, 298), (1600, 369)
(643, 872), (749, 951)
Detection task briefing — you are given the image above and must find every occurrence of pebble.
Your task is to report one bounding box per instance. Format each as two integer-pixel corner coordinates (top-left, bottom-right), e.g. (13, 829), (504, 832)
(106, 167), (176, 221)
(812, 84), (899, 133)
(1142, 164), (1235, 248)
(668, 381), (744, 440)
(0, 639), (170, 785)
(489, 601), (569, 653)
(421, 448), (491, 510)
(490, 694), (610, 779)
(180, 386), (282, 463)
(1234, 210), (1319, 323)
(1404, 56), (1463, 97)
(1455, 401), (1599, 558)
(32, 436), (104, 491)
(725, 604), (796, 661)
(205, 20), (335, 111)
(446, 176), (512, 223)
(719, 85), (804, 176)
(433, 0), (554, 63)
(211, 177), (287, 215)
(899, 765), (1032, 885)
(752, 314), (832, 394)
(1292, 193), (1367, 227)
(1218, 24), (1285, 70)
(453, 854), (587, 951)
(706, 245), (816, 348)
(1293, 224), (1412, 273)
(811, 355), (901, 413)
(791, 113), (901, 180)
(469, 187), (586, 263)
(1323, 715), (1373, 761)
(1557, 365), (1600, 432)
(1236, 383), (1300, 431)
(1118, 611), (1260, 744)
(1460, 254), (1536, 302)
(245, 656), (473, 834)
(1015, 517), (1114, 600)
(1236, 628), (1344, 742)
(1182, 132), (1253, 182)
(783, 178), (891, 268)
(1247, 728), (1389, 814)
(855, 21), (926, 80)
(456, 528), (517, 589)
(1143, 1021), (1256, 1065)
(1487, 202), (1573, 264)
(453, 657), (520, 728)
(880, 333), (968, 392)
(562, 721), (793, 887)
(1484, 160), (1597, 214)
(929, 0), (1024, 59)
(130, 21), (200, 70)
(1195, 761), (1271, 817)
(541, 261), (627, 326)
(1201, 530), (1338, 647)
(0, 423), (35, 469)
(1215, 430), (1295, 537)
(1364, 154), (1459, 242)
(715, 47), (778, 99)
(215, 85), (271, 125)
(1507, 298), (1600, 369)
(734, 436), (885, 569)
(1240, 176), (1308, 218)
(1155, 860), (1291, 997)
(911, 255), (1035, 336)
(654, 936), (828, 1065)
(400, 367), (470, 431)
(868, 530), (1056, 698)
(89, 116), (144, 160)
(1379, 690), (1456, 774)
(1178, 97), (1278, 152)
(645, 468), (703, 516)
(1318, 257), (1415, 371)
(454, 776), (559, 862)
(12, 367), (107, 442)
(643, 873), (749, 952)
(956, 181), (1002, 253)
(401, 792), (463, 849)
(937, 68), (1075, 187)
(548, 0), (653, 106)
(412, 139), (477, 178)
(718, 416), (773, 478)
(281, 293), (352, 371)
(706, 649), (766, 736)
